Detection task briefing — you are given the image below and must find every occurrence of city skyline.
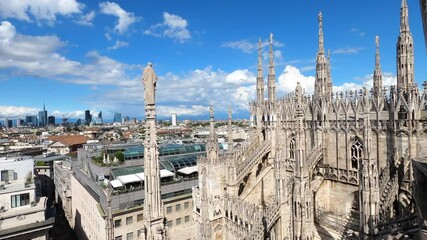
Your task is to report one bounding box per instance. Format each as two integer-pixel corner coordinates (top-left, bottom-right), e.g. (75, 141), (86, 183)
(0, 0), (426, 120)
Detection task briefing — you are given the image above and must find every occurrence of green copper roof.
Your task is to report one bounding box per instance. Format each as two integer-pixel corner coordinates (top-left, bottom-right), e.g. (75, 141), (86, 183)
(111, 166), (144, 178)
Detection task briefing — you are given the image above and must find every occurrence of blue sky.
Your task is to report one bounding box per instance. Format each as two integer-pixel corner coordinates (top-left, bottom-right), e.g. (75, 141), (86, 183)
(0, 0), (426, 121)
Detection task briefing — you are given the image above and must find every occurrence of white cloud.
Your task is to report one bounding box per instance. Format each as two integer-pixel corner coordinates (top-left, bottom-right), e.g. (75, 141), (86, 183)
(144, 12), (191, 42)
(0, 21), (135, 86)
(0, 106), (39, 119)
(50, 110), (86, 119)
(0, 0), (83, 23)
(0, 21), (16, 41)
(85, 66), (257, 117)
(262, 49), (284, 63)
(382, 73), (398, 86)
(157, 105), (207, 116)
(333, 82), (363, 93)
(277, 65), (315, 94)
(99, 2), (139, 34)
(276, 65), (397, 97)
(0, 21), (65, 60)
(350, 28), (365, 37)
(332, 47), (363, 54)
(231, 85), (256, 110)
(107, 40), (128, 50)
(221, 40), (257, 54)
(333, 72), (397, 93)
(74, 10), (95, 26)
(222, 38), (284, 54)
(225, 69), (256, 85)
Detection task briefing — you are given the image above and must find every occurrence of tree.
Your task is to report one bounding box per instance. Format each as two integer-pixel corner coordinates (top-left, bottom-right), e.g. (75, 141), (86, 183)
(35, 161), (47, 166)
(114, 151), (124, 162)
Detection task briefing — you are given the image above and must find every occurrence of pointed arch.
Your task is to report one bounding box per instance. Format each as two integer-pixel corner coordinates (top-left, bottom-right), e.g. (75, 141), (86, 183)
(289, 137), (296, 159)
(350, 138), (363, 169)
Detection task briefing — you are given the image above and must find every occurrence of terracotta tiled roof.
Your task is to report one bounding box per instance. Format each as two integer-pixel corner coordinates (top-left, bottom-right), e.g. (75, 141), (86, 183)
(48, 135), (88, 146)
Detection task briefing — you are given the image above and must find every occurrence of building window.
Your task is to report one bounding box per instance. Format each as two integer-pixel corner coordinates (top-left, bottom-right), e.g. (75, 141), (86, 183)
(166, 220), (172, 227)
(289, 138), (295, 159)
(126, 216), (133, 225)
(11, 193), (30, 208)
(137, 214), (143, 222)
(176, 204), (181, 211)
(126, 232), (133, 240)
(115, 236), (122, 240)
(176, 218), (182, 225)
(167, 206), (172, 213)
(184, 202), (189, 209)
(185, 215), (190, 222)
(351, 139), (363, 169)
(114, 219), (122, 228)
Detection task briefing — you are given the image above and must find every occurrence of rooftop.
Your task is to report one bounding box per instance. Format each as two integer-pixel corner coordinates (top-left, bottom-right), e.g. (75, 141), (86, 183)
(0, 178), (35, 194)
(48, 135), (88, 146)
(123, 143), (206, 159)
(111, 166), (144, 179)
(33, 154), (68, 162)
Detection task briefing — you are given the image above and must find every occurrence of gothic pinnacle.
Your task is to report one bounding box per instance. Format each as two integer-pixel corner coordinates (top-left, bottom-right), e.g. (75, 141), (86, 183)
(257, 37), (264, 102)
(269, 33), (275, 76)
(375, 35), (381, 69)
(400, 0), (410, 33)
(318, 11), (324, 54)
(374, 35), (383, 96)
(209, 105), (214, 132)
(257, 38), (263, 79)
(268, 33), (276, 102)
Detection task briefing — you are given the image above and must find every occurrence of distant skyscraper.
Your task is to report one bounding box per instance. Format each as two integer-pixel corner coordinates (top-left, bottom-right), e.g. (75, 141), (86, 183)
(62, 117), (68, 126)
(123, 116), (129, 123)
(25, 115), (38, 127)
(97, 111), (103, 124)
(4, 119), (12, 129)
(113, 112), (122, 123)
(171, 113), (177, 126)
(38, 103), (47, 127)
(16, 119), (24, 127)
(25, 116), (32, 126)
(84, 110), (92, 125)
(48, 116), (55, 125)
(76, 119), (82, 126)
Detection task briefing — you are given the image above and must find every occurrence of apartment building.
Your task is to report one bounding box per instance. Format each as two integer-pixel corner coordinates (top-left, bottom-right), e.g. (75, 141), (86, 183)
(0, 156), (54, 239)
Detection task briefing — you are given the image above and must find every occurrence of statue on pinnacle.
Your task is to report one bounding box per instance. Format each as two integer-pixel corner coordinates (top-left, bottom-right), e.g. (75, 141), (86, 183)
(142, 62), (158, 107)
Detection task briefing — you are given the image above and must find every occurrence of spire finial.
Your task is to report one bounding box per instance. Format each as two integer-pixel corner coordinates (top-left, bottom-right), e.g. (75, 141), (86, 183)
(257, 38), (263, 78)
(209, 104), (214, 134)
(400, 0), (410, 33)
(318, 11), (324, 54)
(375, 35), (380, 68)
(373, 35), (382, 97)
(209, 105), (214, 119)
(268, 33), (276, 102)
(227, 105), (233, 153)
(269, 33), (275, 74)
(256, 37), (264, 102)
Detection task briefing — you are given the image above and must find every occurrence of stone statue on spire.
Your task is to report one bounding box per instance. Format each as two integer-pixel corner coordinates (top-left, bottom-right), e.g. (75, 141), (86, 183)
(142, 62), (158, 106)
(209, 105), (214, 118)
